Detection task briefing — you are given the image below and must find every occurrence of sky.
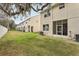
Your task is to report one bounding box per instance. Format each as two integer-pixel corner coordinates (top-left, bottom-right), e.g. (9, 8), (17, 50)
(13, 8), (39, 24)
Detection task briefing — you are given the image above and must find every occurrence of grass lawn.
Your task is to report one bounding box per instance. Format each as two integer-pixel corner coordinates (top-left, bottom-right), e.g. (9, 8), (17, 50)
(0, 31), (79, 56)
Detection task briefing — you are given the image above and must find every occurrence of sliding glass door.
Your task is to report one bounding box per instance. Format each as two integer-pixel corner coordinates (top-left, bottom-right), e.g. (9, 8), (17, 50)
(53, 19), (68, 36)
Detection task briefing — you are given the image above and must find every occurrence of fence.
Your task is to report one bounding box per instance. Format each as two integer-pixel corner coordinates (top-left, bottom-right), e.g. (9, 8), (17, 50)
(0, 25), (8, 38)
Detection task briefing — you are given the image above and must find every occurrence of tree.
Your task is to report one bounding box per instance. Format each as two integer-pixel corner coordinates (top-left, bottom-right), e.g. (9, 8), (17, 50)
(0, 3), (50, 19)
(9, 20), (16, 30)
(0, 3), (50, 30)
(0, 19), (9, 28)
(0, 19), (16, 30)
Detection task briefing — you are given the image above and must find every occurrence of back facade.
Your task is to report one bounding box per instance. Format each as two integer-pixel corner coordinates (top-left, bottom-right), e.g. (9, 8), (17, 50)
(40, 3), (79, 39)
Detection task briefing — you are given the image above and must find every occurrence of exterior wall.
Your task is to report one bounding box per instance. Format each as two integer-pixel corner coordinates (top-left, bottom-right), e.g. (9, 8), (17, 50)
(53, 4), (68, 21)
(16, 3), (79, 39)
(68, 18), (79, 39)
(40, 9), (53, 36)
(41, 3), (79, 38)
(16, 15), (41, 32)
(67, 3), (79, 19)
(52, 3), (79, 38)
(67, 3), (79, 38)
(52, 3), (68, 36)
(25, 15), (41, 32)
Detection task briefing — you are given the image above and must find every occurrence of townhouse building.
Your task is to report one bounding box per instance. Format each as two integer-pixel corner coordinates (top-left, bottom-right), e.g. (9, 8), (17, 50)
(16, 3), (79, 39)
(40, 3), (79, 39)
(16, 15), (41, 32)
(25, 15), (41, 32)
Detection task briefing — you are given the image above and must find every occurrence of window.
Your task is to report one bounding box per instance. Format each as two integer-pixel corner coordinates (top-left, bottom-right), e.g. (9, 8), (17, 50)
(44, 10), (51, 18)
(23, 26), (25, 32)
(43, 24), (49, 31)
(31, 26), (33, 32)
(44, 14), (47, 17)
(28, 25), (30, 32)
(48, 12), (50, 16)
(57, 25), (63, 35)
(59, 3), (65, 9)
(43, 25), (45, 31)
(47, 10), (51, 16)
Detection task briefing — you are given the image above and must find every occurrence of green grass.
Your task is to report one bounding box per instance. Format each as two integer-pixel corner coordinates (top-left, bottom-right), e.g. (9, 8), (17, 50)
(0, 31), (79, 56)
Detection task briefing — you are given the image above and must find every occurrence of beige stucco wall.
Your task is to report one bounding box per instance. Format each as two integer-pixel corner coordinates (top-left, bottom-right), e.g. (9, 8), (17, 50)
(17, 3), (79, 39)
(53, 3), (79, 38)
(40, 9), (53, 36)
(41, 3), (79, 38)
(67, 3), (79, 19)
(67, 3), (79, 38)
(53, 4), (68, 21)
(68, 17), (79, 39)
(25, 15), (41, 32)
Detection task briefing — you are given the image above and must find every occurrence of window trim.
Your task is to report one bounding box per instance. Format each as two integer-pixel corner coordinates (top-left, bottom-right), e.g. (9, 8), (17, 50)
(53, 19), (68, 35)
(43, 24), (49, 31)
(44, 10), (51, 18)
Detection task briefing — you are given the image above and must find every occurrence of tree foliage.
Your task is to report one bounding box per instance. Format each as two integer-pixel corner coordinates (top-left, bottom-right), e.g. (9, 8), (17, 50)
(0, 19), (15, 30)
(9, 20), (16, 30)
(0, 19), (9, 28)
(0, 3), (50, 17)
(0, 3), (50, 29)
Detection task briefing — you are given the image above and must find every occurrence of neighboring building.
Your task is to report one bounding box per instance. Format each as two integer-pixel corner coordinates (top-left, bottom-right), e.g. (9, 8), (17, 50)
(16, 20), (26, 32)
(16, 15), (41, 32)
(25, 15), (41, 32)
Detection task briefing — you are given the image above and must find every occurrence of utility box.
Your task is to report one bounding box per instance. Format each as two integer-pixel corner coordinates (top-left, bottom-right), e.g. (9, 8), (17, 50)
(39, 31), (44, 35)
(76, 34), (79, 42)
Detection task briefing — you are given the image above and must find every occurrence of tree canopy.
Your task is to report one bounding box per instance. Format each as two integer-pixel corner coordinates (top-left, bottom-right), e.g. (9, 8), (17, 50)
(0, 3), (50, 18)
(0, 3), (50, 30)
